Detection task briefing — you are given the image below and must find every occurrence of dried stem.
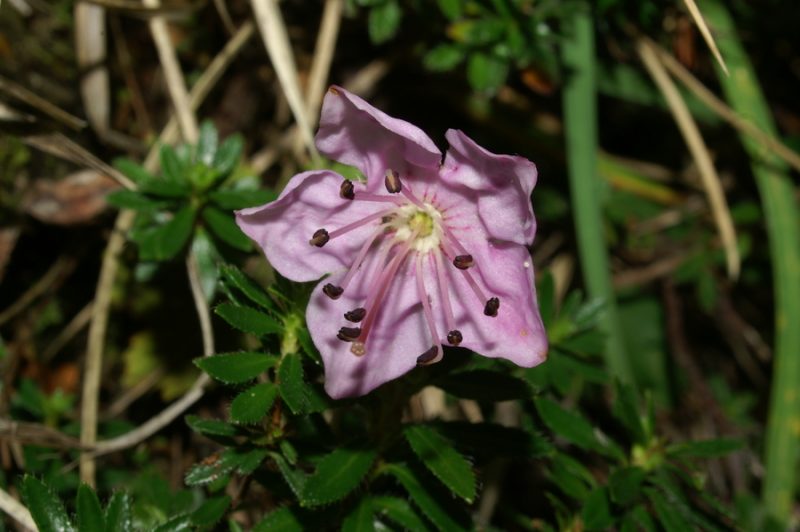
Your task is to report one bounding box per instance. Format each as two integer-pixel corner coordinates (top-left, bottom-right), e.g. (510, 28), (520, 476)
(0, 257), (72, 326)
(0, 486), (35, 531)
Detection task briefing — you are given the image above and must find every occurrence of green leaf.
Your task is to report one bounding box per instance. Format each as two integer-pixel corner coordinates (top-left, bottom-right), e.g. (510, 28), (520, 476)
(186, 415), (239, 438)
(342, 497), (375, 532)
(646, 488), (693, 532)
(190, 228), (220, 301)
(195, 352), (276, 383)
(434, 421), (552, 458)
(190, 496), (229, 527)
(136, 206), (195, 261)
(220, 264), (274, 310)
(270, 452), (306, 499)
(436, 0), (462, 19)
(104, 492), (132, 532)
(466, 52), (508, 94)
(403, 425), (476, 502)
(253, 507), (303, 532)
(138, 178), (191, 198)
(21, 476), (75, 532)
(76, 484), (105, 532)
(667, 437), (744, 458)
(535, 397), (596, 449)
(436, 369), (531, 401)
(215, 303), (282, 336)
(301, 447), (377, 507)
(185, 448), (266, 486)
(582, 487), (613, 531)
(153, 514), (192, 532)
(230, 382), (279, 424)
(383, 464), (469, 532)
(609, 467), (646, 505)
(612, 381), (647, 443)
(114, 157), (153, 185)
(160, 145), (186, 183)
(423, 44), (464, 72)
(105, 190), (168, 211)
(549, 453), (595, 500)
(209, 189), (276, 210)
(278, 352), (308, 414)
(371, 496), (432, 532)
(203, 206), (252, 251)
(197, 120), (219, 166)
(368, 0), (401, 44)
(213, 134), (243, 176)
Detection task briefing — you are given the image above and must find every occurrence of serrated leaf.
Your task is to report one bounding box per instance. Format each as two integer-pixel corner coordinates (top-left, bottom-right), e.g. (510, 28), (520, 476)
(215, 303), (282, 336)
(195, 352), (276, 383)
(436, 369), (531, 401)
(667, 437), (744, 458)
(278, 352), (308, 414)
(253, 507), (303, 532)
(230, 382), (279, 424)
(209, 189), (276, 210)
(105, 190), (168, 211)
(190, 496), (229, 527)
(535, 397), (597, 449)
(434, 421), (552, 458)
(371, 496), (432, 532)
(368, 0), (401, 44)
(203, 206), (252, 251)
(582, 487), (612, 530)
(301, 447), (377, 507)
(220, 264), (274, 310)
(22, 476), (75, 532)
(104, 492), (132, 532)
(76, 484), (105, 532)
(213, 134), (243, 175)
(136, 206), (195, 261)
(185, 448), (266, 486)
(342, 497), (375, 532)
(646, 488), (693, 532)
(197, 120), (218, 166)
(383, 465), (469, 532)
(270, 452), (306, 499)
(236, 449), (268, 475)
(549, 453), (595, 500)
(423, 44), (464, 72)
(403, 425), (475, 502)
(185, 415), (239, 438)
(160, 145), (186, 183)
(153, 514), (192, 532)
(114, 157), (153, 184)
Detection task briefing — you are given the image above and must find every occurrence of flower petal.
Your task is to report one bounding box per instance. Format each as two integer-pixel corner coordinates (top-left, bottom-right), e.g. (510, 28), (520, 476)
(306, 248), (430, 399)
(235, 170), (382, 282)
(316, 86), (442, 189)
(441, 129), (538, 245)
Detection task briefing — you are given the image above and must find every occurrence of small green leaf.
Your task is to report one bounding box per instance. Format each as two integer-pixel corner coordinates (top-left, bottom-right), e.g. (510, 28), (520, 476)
(646, 488), (693, 532)
(667, 437), (744, 458)
(138, 178), (191, 198)
(203, 206), (252, 251)
(186, 415), (240, 438)
(434, 421), (552, 458)
(371, 496), (432, 532)
(153, 514), (192, 532)
(436, 0), (462, 19)
(436, 369), (531, 401)
(76, 484), (105, 532)
(535, 397), (597, 449)
(190, 496), (229, 527)
(549, 453), (595, 500)
(214, 134), (243, 176)
(277, 353), (330, 415)
(230, 382), (279, 424)
(383, 464), (469, 531)
(423, 44), (464, 72)
(612, 381), (647, 443)
(136, 206), (195, 261)
(403, 425), (476, 502)
(220, 264), (274, 310)
(270, 452), (306, 499)
(301, 447), (377, 507)
(195, 352), (276, 383)
(22, 476), (75, 532)
(114, 157), (153, 184)
(215, 303), (282, 336)
(253, 507), (303, 532)
(466, 52), (508, 94)
(105, 190), (168, 211)
(185, 448), (265, 486)
(104, 492), (132, 532)
(209, 189), (276, 210)
(342, 497), (375, 532)
(160, 145), (186, 183)
(609, 467), (646, 505)
(582, 487), (613, 530)
(197, 120), (219, 166)
(368, 0), (401, 44)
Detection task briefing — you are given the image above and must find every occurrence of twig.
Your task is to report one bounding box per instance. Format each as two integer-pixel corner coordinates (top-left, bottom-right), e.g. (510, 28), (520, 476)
(303, 0), (343, 123)
(250, 0), (320, 162)
(0, 75), (86, 130)
(0, 486), (36, 531)
(41, 300), (93, 361)
(0, 257), (73, 326)
(638, 38), (740, 279)
(100, 368), (163, 421)
(682, 0), (728, 75)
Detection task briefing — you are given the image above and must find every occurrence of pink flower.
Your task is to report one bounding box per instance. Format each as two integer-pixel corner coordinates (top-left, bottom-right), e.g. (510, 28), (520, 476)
(236, 86), (547, 399)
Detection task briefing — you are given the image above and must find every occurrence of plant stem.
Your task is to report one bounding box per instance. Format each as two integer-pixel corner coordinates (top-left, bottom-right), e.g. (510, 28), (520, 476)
(704, 1), (800, 525)
(560, 4), (632, 382)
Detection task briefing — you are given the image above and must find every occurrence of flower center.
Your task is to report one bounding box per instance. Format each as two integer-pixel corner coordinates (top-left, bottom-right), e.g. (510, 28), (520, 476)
(391, 203), (442, 252)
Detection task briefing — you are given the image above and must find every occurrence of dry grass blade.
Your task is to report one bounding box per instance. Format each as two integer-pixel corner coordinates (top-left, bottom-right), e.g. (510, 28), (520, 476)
(0, 487), (36, 532)
(75, 2), (110, 135)
(82, 0), (201, 14)
(250, 0), (320, 162)
(683, 0), (729, 75)
(0, 75), (86, 130)
(638, 38), (740, 279)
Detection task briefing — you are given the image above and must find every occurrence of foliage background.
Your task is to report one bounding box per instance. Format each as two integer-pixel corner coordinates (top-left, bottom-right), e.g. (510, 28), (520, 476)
(1, 0), (799, 530)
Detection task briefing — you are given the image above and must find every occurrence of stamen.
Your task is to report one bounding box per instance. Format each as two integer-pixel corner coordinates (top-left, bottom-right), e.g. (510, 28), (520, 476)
(340, 179), (355, 200)
(484, 297), (500, 317)
(400, 183), (426, 209)
(415, 253), (443, 365)
(433, 250), (458, 340)
(354, 192), (404, 204)
(344, 307), (366, 322)
(337, 326), (361, 341)
(323, 283), (343, 299)
(309, 228), (329, 247)
(441, 225), (470, 256)
(339, 226), (386, 292)
(447, 330), (463, 346)
(328, 209), (393, 240)
(385, 169), (402, 193)
(440, 238), (489, 306)
(453, 254), (474, 270)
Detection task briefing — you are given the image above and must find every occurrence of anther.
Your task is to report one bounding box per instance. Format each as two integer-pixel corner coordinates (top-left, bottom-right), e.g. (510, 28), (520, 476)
(344, 307), (367, 322)
(384, 169), (402, 193)
(447, 330), (463, 346)
(337, 326), (361, 342)
(309, 228), (329, 247)
(323, 283), (344, 299)
(417, 346), (439, 365)
(340, 179), (355, 200)
(453, 255), (474, 270)
(484, 297), (500, 317)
